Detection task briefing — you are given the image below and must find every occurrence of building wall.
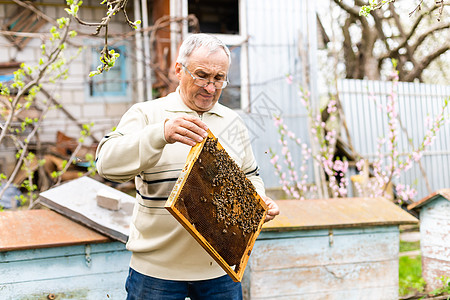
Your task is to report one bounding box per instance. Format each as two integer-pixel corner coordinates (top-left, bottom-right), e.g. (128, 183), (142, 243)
(1, 0), (319, 192)
(0, 0), (136, 145)
(241, 0), (319, 190)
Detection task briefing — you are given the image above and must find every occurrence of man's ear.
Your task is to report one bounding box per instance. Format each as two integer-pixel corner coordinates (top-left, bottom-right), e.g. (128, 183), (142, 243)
(174, 62), (182, 80)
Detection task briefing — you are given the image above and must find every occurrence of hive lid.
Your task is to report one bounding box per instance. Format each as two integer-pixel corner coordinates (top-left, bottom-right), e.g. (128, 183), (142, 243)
(407, 188), (450, 210)
(0, 209), (109, 252)
(39, 176), (135, 243)
(165, 130), (268, 282)
(263, 197), (418, 231)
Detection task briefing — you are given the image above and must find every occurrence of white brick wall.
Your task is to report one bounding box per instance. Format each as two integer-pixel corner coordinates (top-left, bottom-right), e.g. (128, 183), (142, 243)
(105, 103), (131, 118)
(1, 1), (137, 144)
(82, 103), (105, 118)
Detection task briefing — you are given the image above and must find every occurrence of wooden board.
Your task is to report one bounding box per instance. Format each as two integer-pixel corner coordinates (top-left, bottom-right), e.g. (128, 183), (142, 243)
(0, 210), (109, 252)
(38, 176), (135, 243)
(165, 130), (268, 282)
(263, 197), (418, 231)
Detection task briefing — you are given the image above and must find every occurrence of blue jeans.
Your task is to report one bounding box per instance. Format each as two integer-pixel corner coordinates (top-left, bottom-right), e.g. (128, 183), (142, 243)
(125, 268), (243, 300)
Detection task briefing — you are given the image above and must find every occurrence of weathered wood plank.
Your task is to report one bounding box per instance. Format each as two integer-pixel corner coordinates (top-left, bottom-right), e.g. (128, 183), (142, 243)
(422, 256), (450, 291)
(0, 271), (128, 300)
(246, 260), (398, 299)
(263, 198), (417, 231)
(251, 227), (398, 271)
(0, 243), (131, 285)
(243, 285), (398, 300)
(0, 241), (126, 263)
(416, 196), (450, 291)
(0, 210), (109, 251)
(38, 176), (135, 243)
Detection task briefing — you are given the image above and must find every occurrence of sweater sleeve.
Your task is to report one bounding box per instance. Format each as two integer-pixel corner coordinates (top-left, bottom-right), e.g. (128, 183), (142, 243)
(95, 104), (167, 183)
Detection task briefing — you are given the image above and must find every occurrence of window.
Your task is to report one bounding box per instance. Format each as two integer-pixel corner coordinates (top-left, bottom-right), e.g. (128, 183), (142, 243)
(188, 0), (239, 34)
(86, 44), (130, 102)
(184, 0), (248, 110)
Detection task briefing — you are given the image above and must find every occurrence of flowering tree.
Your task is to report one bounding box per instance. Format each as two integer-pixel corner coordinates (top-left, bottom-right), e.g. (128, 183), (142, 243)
(0, 1), (93, 209)
(269, 68), (449, 203)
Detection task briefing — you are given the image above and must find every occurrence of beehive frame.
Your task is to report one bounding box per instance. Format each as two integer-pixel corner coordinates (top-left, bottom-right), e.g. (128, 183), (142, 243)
(165, 130), (268, 282)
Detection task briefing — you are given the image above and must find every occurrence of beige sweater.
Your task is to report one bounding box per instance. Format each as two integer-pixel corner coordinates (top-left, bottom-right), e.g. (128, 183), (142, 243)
(95, 89), (266, 280)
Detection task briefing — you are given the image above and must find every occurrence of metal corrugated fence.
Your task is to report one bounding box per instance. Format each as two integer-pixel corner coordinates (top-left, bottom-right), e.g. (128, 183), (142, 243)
(338, 79), (450, 200)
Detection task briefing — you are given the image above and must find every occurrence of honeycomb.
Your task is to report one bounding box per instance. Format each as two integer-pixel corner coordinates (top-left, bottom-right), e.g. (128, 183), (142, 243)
(166, 134), (267, 281)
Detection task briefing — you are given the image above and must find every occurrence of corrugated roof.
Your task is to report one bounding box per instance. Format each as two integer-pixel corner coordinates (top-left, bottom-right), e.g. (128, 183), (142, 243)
(0, 210), (109, 252)
(407, 188), (450, 211)
(263, 197), (418, 231)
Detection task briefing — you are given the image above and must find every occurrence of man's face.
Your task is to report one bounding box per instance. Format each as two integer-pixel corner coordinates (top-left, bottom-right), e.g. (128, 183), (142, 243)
(175, 46), (229, 114)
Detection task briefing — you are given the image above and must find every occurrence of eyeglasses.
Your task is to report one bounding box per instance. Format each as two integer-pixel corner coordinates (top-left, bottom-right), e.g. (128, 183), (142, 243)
(181, 64), (228, 89)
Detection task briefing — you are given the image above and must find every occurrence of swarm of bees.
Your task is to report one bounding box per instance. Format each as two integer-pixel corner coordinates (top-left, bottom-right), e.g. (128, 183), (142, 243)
(203, 137), (264, 236)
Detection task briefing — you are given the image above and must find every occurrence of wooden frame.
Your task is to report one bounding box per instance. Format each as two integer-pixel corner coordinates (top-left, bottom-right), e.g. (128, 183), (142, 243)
(165, 130), (267, 282)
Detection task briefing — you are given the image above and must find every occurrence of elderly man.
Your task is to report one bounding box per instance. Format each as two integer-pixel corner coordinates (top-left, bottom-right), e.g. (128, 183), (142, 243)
(95, 33), (279, 299)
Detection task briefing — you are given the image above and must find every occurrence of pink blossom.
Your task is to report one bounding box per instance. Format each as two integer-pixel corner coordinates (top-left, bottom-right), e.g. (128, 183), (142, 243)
(333, 160), (347, 172)
(270, 155), (279, 165)
(273, 117), (282, 126)
(286, 74), (293, 85)
(412, 152), (422, 161)
(356, 159), (365, 171)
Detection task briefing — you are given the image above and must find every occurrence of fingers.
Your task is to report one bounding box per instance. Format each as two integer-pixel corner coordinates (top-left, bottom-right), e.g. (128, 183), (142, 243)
(261, 195), (280, 223)
(164, 115), (209, 146)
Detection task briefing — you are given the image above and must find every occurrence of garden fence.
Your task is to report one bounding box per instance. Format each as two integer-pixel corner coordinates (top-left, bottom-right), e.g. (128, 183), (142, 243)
(338, 79), (450, 201)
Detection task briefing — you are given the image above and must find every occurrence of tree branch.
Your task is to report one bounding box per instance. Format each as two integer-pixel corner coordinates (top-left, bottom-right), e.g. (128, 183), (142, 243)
(333, 0), (361, 18)
(403, 43), (450, 81)
(411, 21), (450, 53)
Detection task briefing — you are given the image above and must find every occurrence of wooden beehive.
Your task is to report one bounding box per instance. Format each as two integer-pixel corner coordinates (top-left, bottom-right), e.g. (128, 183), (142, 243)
(242, 198), (419, 300)
(408, 189), (450, 292)
(0, 210), (131, 299)
(165, 130), (268, 282)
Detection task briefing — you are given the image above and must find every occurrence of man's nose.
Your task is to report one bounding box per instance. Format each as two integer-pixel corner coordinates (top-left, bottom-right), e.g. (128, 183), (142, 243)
(204, 82), (216, 93)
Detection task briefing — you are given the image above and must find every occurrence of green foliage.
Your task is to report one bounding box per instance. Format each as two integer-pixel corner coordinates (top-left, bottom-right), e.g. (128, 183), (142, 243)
(430, 276), (450, 297)
(359, 0), (395, 17)
(399, 255), (426, 296)
(89, 47), (120, 77)
(399, 240), (420, 253)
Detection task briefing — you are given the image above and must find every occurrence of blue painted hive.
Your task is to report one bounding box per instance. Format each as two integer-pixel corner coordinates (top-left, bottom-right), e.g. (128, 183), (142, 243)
(0, 210), (131, 299)
(242, 197), (418, 300)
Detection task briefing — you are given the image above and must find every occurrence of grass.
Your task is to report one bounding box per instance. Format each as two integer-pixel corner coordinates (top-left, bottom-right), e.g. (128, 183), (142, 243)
(399, 255), (426, 296)
(400, 240), (421, 253)
(398, 238), (450, 298)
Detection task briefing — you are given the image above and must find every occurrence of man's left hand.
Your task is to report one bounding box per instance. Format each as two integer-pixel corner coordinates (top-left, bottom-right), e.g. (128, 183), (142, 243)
(261, 195), (280, 222)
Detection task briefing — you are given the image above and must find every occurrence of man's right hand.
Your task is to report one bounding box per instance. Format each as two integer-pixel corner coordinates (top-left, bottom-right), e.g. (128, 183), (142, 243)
(164, 115), (209, 146)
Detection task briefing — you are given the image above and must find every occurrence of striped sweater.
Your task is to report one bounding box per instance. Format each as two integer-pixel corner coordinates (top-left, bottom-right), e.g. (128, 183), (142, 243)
(95, 89), (266, 280)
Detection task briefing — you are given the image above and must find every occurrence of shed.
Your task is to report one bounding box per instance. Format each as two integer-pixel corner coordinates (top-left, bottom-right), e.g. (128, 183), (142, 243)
(0, 209), (131, 299)
(407, 189), (450, 291)
(242, 197), (418, 300)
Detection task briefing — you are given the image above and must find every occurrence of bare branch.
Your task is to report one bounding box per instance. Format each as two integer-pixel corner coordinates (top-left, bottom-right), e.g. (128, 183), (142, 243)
(411, 21), (450, 52)
(333, 0), (361, 18)
(403, 42), (450, 81)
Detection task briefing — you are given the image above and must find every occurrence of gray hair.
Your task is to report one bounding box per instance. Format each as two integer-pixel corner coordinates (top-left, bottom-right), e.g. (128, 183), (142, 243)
(176, 33), (231, 66)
